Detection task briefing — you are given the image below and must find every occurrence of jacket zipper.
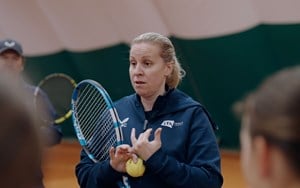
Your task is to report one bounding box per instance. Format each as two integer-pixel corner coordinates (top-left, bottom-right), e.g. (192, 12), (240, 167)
(143, 119), (148, 131)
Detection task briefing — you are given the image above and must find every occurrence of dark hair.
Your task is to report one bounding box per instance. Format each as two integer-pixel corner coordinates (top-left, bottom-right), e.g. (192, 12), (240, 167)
(131, 32), (186, 89)
(0, 71), (42, 187)
(240, 65), (300, 176)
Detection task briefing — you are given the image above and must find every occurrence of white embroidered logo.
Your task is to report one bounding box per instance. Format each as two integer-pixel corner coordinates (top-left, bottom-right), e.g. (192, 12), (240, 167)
(161, 120), (175, 128)
(120, 117), (129, 127)
(161, 120), (183, 128)
(4, 41), (16, 47)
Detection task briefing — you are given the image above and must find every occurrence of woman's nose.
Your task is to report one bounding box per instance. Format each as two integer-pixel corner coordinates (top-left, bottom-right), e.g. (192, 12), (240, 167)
(133, 63), (143, 75)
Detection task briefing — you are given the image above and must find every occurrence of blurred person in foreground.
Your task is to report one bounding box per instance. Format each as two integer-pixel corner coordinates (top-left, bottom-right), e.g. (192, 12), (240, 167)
(0, 39), (63, 187)
(0, 67), (42, 188)
(76, 32), (223, 187)
(236, 65), (300, 188)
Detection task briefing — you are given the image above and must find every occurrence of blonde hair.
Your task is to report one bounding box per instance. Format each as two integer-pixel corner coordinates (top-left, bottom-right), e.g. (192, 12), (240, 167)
(131, 32), (186, 89)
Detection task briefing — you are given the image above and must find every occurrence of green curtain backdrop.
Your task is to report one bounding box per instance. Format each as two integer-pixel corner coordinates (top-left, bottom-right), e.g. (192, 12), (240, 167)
(24, 24), (300, 150)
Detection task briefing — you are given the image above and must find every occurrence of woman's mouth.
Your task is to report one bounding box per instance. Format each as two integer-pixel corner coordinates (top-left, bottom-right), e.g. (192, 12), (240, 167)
(134, 81), (146, 86)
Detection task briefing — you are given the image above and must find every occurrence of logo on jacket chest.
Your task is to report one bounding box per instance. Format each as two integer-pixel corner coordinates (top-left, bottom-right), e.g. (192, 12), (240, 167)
(161, 120), (183, 128)
(120, 117), (129, 127)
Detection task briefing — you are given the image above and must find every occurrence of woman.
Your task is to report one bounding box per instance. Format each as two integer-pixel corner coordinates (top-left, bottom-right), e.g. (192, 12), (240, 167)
(76, 32), (223, 187)
(238, 65), (300, 188)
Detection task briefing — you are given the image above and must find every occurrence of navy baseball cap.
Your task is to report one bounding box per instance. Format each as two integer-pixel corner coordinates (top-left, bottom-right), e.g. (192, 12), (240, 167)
(0, 39), (23, 56)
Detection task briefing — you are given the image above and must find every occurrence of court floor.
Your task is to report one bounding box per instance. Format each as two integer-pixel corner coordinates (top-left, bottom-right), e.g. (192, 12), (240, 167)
(43, 140), (246, 188)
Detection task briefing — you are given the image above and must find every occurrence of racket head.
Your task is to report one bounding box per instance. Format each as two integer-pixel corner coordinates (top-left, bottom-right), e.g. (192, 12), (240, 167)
(71, 79), (123, 162)
(34, 73), (76, 124)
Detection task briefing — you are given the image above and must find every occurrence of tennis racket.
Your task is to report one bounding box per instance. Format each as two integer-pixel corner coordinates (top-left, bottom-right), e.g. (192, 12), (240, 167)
(71, 79), (130, 187)
(34, 73), (76, 125)
(71, 79), (123, 161)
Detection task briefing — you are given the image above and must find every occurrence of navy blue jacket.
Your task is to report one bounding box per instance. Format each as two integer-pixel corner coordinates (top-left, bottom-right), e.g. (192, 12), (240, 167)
(76, 89), (223, 188)
(25, 83), (63, 188)
(25, 83), (63, 146)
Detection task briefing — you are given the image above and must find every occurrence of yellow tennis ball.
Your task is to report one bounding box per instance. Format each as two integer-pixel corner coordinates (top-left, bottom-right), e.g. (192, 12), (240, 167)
(125, 157), (145, 177)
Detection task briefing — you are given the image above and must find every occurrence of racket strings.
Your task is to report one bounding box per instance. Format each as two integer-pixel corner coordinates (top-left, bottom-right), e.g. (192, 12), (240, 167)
(74, 84), (117, 161)
(76, 86), (111, 142)
(39, 76), (75, 116)
(76, 87), (100, 135)
(76, 86), (103, 139)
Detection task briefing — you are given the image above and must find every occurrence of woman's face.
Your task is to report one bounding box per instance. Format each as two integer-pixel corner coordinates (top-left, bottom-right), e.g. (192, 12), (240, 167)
(129, 42), (172, 99)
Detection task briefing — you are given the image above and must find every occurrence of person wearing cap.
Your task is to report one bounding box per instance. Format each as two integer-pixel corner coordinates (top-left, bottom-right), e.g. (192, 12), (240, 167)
(0, 38), (63, 188)
(0, 39), (24, 74)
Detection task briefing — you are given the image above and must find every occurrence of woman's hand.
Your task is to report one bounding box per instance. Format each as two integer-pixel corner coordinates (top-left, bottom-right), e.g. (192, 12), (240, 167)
(130, 128), (162, 161)
(109, 144), (132, 172)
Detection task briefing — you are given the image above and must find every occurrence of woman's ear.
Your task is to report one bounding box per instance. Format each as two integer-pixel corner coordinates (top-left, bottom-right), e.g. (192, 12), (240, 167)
(253, 136), (271, 178)
(164, 62), (173, 77)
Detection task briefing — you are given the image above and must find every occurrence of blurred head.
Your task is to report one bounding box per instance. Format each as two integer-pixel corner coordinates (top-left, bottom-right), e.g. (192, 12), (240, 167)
(129, 32), (185, 99)
(0, 70), (42, 188)
(238, 66), (300, 187)
(0, 39), (24, 74)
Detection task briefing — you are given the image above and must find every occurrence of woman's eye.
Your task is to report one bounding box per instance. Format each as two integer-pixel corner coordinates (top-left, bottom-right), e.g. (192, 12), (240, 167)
(130, 60), (136, 66)
(144, 61), (151, 66)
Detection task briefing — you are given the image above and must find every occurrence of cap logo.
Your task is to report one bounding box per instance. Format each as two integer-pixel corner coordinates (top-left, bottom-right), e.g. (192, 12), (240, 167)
(4, 41), (16, 47)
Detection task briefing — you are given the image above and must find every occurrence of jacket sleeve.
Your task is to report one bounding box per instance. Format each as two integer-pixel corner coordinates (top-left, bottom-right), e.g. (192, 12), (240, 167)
(144, 107), (223, 188)
(75, 149), (124, 188)
(37, 88), (63, 146)
(40, 125), (62, 146)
